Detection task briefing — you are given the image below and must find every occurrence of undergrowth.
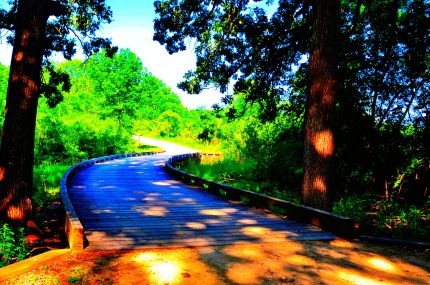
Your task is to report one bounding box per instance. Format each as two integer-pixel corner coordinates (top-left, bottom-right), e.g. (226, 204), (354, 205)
(334, 195), (430, 242)
(181, 156), (430, 242)
(0, 223), (28, 267)
(178, 156), (301, 204)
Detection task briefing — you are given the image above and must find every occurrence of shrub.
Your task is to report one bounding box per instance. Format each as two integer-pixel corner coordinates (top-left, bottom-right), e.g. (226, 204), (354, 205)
(0, 223), (28, 267)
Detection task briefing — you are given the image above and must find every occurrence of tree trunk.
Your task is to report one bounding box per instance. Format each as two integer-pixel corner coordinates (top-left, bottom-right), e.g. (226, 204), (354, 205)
(302, 0), (340, 211)
(0, 0), (49, 224)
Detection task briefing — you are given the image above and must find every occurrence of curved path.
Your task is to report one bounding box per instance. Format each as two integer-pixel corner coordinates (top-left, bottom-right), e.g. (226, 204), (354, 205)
(67, 137), (336, 250)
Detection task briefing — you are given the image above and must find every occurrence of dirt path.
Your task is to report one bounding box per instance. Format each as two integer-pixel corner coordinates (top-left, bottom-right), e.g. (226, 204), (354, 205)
(3, 239), (430, 284)
(132, 136), (198, 155)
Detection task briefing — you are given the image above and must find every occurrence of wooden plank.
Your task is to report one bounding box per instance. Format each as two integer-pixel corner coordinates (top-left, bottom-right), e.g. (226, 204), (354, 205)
(67, 154), (336, 250)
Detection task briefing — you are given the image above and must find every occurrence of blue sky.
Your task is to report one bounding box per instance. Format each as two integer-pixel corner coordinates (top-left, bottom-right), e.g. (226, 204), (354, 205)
(98, 0), (224, 109)
(0, 0), (277, 109)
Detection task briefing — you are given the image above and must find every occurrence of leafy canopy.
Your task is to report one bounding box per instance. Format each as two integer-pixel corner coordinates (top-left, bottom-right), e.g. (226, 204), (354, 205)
(0, 0), (118, 106)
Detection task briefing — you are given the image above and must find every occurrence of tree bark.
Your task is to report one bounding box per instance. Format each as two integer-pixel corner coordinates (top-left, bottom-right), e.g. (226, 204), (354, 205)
(302, 0), (340, 211)
(0, 0), (50, 224)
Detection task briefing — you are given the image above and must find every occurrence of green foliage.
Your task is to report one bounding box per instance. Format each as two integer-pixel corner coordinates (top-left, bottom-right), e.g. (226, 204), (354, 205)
(334, 195), (430, 242)
(33, 164), (70, 207)
(157, 110), (182, 137)
(333, 194), (377, 228)
(0, 223), (28, 267)
(178, 105), (303, 203)
(0, 63), (8, 126)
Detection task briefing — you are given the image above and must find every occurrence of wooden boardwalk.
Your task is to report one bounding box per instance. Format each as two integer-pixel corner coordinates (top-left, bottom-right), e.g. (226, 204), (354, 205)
(67, 152), (336, 250)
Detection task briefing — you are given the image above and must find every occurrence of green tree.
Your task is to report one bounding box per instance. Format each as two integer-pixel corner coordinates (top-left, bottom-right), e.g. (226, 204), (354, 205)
(0, 0), (116, 224)
(154, 0), (430, 210)
(154, 0), (340, 210)
(86, 49), (144, 128)
(157, 110), (182, 137)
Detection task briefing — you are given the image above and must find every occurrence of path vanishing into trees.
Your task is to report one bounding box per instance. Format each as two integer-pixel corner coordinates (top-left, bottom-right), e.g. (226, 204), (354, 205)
(67, 137), (336, 250)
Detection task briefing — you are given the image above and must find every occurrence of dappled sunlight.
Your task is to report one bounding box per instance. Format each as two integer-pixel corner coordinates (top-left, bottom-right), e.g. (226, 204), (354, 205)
(0, 166), (4, 181)
(186, 222), (207, 229)
(151, 261), (180, 284)
(84, 230), (136, 245)
(313, 176), (327, 192)
(199, 208), (237, 217)
(220, 241), (307, 285)
(213, 240), (430, 285)
(203, 218), (223, 224)
(312, 129), (334, 158)
(239, 226), (295, 241)
(14, 51), (24, 62)
(132, 205), (169, 216)
(134, 252), (157, 262)
(73, 185), (87, 189)
(237, 218), (258, 225)
(133, 252), (181, 284)
(333, 269), (398, 285)
(116, 247), (220, 284)
(240, 226), (268, 236)
(342, 251), (419, 278)
(143, 206), (169, 216)
(142, 197), (157, 202)
(100, 185), (117, 189)
(314, 244), (430, 284)
(220, 208), (238, 214)
(183, 237), (214, 247)
(368, 257), (397, 273)
(226, 263), (263, 285)
(330, 239), (356, 249)
(283, 254), (318, 267)
(92, 209), (113, 214)
(153, 181), (173, 186)
(199, 209), (228, 216)
(227, 244), (263, 259)
(180, 198), (195, 203)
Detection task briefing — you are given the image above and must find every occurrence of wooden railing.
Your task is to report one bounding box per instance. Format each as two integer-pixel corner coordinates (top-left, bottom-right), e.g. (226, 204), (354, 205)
(165, 153), (355, 238)
(60, 151), (165, 251)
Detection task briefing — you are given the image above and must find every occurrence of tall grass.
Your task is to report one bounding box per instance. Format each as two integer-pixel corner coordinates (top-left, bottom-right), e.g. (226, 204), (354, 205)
(178, 156), (301, 203)
(33, 164), (71, 207)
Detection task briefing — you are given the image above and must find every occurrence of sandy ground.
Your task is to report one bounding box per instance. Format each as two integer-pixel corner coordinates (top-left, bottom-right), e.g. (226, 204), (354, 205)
(4, 137), (429, 284)
(3, 239), (430, 284)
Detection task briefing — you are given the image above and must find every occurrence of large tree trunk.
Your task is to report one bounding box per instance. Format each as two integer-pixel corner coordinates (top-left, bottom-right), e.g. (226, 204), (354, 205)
(0, 0), (49, 224)
(302, 0), (340, 211)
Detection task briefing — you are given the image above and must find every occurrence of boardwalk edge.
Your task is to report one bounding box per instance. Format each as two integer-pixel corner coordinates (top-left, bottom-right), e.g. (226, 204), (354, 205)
(60, 151), (165, 252)
(165, 153), (355, 238)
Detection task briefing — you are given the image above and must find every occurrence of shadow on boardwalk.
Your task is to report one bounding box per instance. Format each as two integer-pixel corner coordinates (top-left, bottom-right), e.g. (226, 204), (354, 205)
(67, 152), (335, 250)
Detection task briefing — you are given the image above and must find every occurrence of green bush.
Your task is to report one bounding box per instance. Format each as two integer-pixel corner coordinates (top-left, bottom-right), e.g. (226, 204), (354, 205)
(334, 195), (430, 242)
(0, 223), (28, 267)
(33, 164), (71, 207)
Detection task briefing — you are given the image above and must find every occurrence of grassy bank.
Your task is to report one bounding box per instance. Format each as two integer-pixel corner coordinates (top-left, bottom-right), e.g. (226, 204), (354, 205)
(178, 156), (430, 243)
